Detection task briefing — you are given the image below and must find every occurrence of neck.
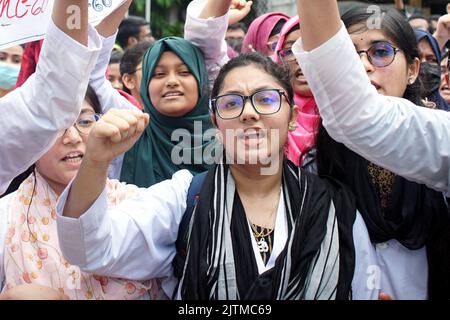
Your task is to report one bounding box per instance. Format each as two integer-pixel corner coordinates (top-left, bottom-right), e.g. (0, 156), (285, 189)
(36, 170), (65, 197)
(230, 160), (283, 197)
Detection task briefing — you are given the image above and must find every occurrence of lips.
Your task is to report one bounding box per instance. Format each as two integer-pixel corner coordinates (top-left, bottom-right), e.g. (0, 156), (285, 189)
(294, 68), (308, 85)
(162, 90), (184, 98)
(61, 151), (83, 163)
(370, 81), (381, 90)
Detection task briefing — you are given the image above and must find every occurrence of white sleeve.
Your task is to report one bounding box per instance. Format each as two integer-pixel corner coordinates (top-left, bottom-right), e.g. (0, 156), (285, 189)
(294, 23), (450, 196)
(56, 170), (193, 281)
(184, 0), (230, 91)
(351, 212), (379, 300)
(0, 20), (102, 195)
(89, 33), (138, 113)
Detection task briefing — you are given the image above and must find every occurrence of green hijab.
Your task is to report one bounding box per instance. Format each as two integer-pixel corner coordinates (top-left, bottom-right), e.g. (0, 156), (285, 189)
(120, 37), (215, 187)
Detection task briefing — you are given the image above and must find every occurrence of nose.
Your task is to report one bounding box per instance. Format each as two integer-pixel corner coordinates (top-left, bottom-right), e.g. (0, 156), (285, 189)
(359, 52), (375, 74)
(166, 71), (180, 87)
(61, 126), (82, 145)
(239, 98), (259, 122)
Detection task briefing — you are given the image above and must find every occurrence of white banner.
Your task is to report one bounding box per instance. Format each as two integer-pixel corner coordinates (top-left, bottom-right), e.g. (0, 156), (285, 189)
(0, 0), (126, 49)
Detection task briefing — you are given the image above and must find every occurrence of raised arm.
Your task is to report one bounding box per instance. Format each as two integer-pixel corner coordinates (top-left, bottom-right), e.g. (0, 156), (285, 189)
(185, 0), (251, 90)
(52, 0), (89, 45)
(57, 109), (192, 283)
(296, 0), (341, 51)
(89, 0), (138, 114)
(0, 0), (101, 194)
(294, 0), (450, 194)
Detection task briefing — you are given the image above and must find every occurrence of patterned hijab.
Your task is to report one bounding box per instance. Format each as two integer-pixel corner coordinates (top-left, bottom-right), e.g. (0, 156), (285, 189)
(120, 37), (214, 187)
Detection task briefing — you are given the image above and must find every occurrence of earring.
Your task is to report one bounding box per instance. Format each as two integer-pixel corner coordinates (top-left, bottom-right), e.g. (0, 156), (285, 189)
(408, 78), (414, 85)
(289, 124), (297, 131)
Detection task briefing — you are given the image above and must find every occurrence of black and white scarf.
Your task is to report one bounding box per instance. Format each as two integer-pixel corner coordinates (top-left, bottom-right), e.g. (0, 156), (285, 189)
(178, 161), (356, 300)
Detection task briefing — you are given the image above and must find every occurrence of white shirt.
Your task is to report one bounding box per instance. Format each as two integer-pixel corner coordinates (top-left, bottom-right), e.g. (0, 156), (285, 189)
(293, 23), (450, 197)
(293, 23), (431, 299)
(56, 170), (378, 299)
(0, 20), (102, 195)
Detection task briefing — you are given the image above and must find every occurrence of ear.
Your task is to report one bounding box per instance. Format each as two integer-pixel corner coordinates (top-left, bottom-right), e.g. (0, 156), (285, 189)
(408, 57), (421, 84)
(288, 105), (299, 131)
(127, 36), (138, 47)
(122, 73), (136, 91)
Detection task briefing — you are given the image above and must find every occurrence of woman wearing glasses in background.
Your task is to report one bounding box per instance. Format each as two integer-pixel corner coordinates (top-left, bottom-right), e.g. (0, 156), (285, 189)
(0, 86), (164, 300)
(56, 53), (379, 300)
(293, 6), (450, 300)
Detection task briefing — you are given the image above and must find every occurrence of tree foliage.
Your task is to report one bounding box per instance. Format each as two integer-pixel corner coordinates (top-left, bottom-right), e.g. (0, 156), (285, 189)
(129, 0), (191, 38)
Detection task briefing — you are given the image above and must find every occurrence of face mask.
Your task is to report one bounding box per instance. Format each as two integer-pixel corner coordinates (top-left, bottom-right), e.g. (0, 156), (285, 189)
(226, 38), (243, 53)
(0, 62), (20, 90)
(419, 62), (441, 97)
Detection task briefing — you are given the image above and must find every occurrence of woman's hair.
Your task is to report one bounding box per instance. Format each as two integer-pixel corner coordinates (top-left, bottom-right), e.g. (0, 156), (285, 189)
(270, 19), (287, 38)
(85, 85), (102, 114)
(120, 40), (153, 76)
(316, 7), (423, 177)
(211, 52), (294, 104)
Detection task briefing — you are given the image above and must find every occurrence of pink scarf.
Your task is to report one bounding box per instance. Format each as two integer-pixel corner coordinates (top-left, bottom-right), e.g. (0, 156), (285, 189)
(3, 172), (165, 300)
(275, 16), (320, 166)
(241, 12), (290, 55)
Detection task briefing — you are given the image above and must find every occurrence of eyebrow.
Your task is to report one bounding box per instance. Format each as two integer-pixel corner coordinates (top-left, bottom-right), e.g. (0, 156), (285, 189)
(222, 85), (279, 95)
(154, 62), (188, 69)
(80, 108), (95, 115)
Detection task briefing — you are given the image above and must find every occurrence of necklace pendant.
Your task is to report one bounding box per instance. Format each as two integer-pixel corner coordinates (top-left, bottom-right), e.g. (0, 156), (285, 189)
(257, 238), (269, 253)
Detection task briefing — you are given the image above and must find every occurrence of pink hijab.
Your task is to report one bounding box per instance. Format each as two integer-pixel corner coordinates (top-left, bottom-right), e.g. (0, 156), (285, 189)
(241, 12), (290, 55)
(274, 16), (320, 166)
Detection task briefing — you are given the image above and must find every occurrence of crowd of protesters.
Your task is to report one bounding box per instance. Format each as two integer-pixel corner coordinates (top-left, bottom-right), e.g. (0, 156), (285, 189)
(0, 0), (449, 300)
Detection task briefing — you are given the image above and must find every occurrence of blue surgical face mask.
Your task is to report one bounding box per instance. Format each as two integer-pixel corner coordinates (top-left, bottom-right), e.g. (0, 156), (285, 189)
(0, 62), (20, 90)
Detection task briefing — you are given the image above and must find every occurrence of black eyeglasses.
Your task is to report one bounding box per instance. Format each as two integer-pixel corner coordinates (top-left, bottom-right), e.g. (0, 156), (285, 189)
(211, 89), (291, 120)
(356, 41), (400, 68)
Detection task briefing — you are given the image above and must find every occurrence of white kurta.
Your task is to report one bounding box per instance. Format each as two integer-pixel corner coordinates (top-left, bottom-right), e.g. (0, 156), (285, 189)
(0, 20), (102, 194)
(292, 23), (431, 299)
(55, 170), (379, 299)
(293, 23), (450, 197)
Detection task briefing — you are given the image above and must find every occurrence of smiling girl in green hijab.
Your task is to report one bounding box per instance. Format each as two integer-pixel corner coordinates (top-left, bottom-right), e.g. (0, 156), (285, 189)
(120, 37), (216, 187)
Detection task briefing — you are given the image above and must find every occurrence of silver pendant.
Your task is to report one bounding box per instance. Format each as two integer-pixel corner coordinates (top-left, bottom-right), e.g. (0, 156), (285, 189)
(257, 238), (269, 253)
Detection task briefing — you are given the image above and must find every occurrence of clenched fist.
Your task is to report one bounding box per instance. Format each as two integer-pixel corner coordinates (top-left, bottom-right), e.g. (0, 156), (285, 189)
(85, 108), (150, 165)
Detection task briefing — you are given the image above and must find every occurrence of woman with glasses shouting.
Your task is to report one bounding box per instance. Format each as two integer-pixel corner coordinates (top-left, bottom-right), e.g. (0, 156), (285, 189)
(293, 1), (450, 300)
(56, 52), (379, 300)
(0, 86), (165, 300)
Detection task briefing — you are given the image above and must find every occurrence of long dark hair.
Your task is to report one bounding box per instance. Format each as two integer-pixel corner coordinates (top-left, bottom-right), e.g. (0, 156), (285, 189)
(316, 7), (423, 177)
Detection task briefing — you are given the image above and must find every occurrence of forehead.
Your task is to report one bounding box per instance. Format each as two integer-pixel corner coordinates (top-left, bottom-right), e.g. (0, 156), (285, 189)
(81, 100), (95, 113)
(140, 25), (150, 34)
(156, 50), (184, 66)
(220, 65), (281, 93)
(418, 38), (434, 53)
(284, 29), (301, 45)
(0, 45), (23, 56)
(348, 26), (393, 47)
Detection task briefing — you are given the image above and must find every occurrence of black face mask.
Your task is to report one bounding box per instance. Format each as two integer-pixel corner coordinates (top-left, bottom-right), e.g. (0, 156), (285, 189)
(226, 38), (243, 53)
(419, 62), (441, 97)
